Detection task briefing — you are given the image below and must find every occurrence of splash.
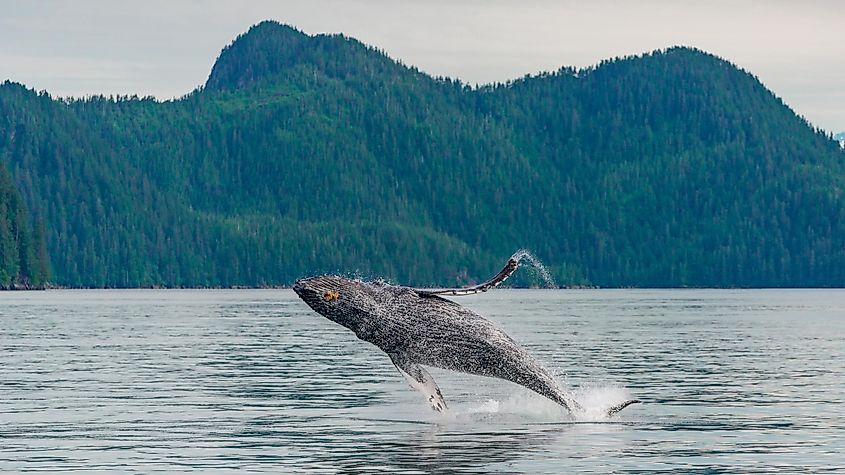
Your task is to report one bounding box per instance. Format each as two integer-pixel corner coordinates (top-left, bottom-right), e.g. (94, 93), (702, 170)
(453, 393), (567, 423)
(466, 394), (560, 418)
(571, 383), (636, 421)
(442, 383), (636, 423)
(511, 249), (557, 289)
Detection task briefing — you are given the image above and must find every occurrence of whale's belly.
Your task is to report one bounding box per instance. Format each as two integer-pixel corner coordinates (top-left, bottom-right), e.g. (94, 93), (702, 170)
(368, 298), (560, 395)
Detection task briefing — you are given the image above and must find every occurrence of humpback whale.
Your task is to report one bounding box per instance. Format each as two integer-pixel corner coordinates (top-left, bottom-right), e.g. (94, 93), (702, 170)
(293, 252), (639, 417)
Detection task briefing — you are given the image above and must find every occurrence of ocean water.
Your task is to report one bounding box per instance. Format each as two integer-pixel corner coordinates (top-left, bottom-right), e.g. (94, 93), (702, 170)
(1, 289), (843, 473)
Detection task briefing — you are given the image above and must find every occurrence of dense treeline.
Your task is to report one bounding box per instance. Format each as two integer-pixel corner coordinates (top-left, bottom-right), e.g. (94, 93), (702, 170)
(1, 21), (843, 288)
(0, 162), (49, 288)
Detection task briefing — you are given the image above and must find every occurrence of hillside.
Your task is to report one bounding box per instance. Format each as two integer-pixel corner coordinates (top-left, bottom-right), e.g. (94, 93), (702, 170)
(0, 161), (49, 288)
(1, 20), (844, 288)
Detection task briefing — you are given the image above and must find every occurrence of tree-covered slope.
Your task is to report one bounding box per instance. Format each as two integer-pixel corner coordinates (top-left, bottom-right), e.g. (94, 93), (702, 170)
(487, 49), (845, 286)
(1, 21), (843, 288)
(0, 160), (49, 288)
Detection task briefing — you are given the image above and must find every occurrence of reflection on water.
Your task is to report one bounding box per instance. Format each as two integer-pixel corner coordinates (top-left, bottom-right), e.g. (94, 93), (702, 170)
(1, 289), (843, 472)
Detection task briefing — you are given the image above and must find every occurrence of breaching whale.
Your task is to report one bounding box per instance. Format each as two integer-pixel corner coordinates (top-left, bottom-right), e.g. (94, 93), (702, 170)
(293, 252), (639, 417)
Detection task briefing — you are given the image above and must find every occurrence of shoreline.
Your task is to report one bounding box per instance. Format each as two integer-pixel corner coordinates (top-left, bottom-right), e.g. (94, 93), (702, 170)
(4, 285), (845, 291)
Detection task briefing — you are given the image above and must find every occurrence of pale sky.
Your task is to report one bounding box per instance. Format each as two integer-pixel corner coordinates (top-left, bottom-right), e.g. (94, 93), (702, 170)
(1, 0), (843, 132)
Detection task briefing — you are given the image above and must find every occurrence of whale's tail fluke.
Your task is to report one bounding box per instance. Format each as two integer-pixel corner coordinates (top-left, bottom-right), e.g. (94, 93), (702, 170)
(552, 384), (641, 418)
(604, 399), (642, 417)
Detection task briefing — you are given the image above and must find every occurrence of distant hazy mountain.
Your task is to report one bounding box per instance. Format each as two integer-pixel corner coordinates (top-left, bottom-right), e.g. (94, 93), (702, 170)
(1, 20), (844, 288)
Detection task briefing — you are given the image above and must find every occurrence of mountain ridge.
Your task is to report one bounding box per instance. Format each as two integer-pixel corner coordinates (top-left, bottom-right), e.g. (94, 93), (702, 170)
(1, 21), (843, 288)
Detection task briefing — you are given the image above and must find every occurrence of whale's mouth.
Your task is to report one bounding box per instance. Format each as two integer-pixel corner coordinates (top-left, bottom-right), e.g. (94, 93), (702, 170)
(292, 278), (321, 307)
(292, 279), (308, 296)
(294, 276), (339, 294)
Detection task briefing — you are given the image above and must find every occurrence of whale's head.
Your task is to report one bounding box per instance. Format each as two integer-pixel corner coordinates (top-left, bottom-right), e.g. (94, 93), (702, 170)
(293, 275), (384, 331)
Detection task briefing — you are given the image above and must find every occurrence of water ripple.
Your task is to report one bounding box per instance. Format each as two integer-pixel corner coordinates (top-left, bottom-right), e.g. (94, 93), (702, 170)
(1, 289), (843, 473)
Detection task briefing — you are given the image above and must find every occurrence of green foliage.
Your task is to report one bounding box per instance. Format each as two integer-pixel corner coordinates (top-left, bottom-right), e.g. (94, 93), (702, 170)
(1, 22), (844, 288)
(0, 162), (48, 288)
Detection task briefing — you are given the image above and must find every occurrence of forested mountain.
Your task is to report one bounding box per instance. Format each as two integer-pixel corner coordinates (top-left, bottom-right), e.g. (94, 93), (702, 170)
(1, 21), (844, 288)
(0, 161), (49, 289)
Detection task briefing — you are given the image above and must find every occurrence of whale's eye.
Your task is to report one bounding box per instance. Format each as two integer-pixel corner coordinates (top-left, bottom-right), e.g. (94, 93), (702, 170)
(323, 290), (340, 302)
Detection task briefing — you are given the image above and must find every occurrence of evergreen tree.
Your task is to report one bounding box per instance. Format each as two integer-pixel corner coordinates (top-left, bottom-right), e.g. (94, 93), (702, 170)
(0, 163), (48, 288)
(1, 22), (843, 288)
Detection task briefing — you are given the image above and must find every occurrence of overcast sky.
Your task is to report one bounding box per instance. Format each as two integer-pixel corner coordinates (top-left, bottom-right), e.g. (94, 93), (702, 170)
(1, 0), (842, 131)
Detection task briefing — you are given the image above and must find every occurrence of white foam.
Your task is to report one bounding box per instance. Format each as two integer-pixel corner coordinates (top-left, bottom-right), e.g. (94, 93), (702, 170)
(466, 398), (501, 414)
(442, 382), (636, 424)
(571, 382), (636, 422)
(455, 391), (570, 423)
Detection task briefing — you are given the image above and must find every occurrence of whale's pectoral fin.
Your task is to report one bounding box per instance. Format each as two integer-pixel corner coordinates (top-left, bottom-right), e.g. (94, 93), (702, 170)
(416, 256), (519, 297)
(606, 399), (641, 417)
(390, 354), (448, 412)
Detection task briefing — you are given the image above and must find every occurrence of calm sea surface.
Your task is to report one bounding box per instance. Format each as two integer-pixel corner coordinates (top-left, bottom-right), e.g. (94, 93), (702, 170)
(1, 289), (843, 473)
